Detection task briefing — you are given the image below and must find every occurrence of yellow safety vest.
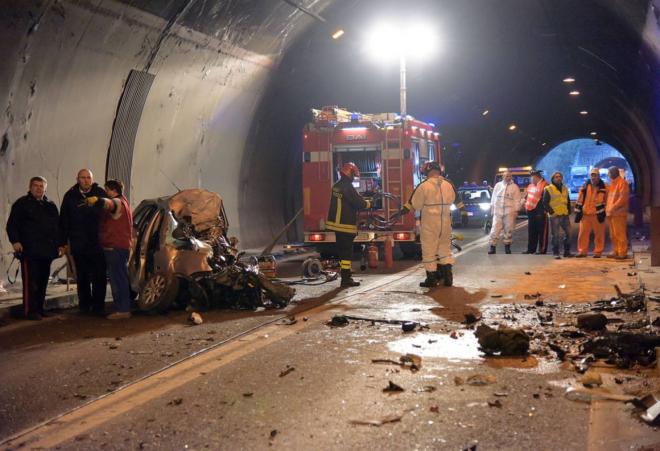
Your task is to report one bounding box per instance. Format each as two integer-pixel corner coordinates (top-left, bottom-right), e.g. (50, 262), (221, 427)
(545, 183), (569, 216)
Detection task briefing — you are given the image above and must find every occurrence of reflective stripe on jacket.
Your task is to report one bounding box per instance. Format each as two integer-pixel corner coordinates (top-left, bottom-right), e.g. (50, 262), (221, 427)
(525, 180), (547, 211)
(545, 183), (569, 216)
(576, 181), (606, 215)
(325, 176), (371, 234)
(605, 177), (629, 217)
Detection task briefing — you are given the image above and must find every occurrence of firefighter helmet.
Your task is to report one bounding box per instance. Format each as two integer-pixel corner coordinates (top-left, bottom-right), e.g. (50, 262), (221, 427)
(421, 161), (442, 176)
(339, 162), (360, 179)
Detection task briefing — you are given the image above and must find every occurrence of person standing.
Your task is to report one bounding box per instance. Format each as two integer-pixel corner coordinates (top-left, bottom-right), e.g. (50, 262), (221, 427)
(575, 168), (607, 258)
(488, 171), (521, 254)
(59, 169), (107, 315)
(6, 176), (61, 320)
(605, 166), (630, 259)
(523, 169), (549, 255)
(87, 179), (133, 319)
(543, 171), (572, 259)
(325, 162), (372, 287)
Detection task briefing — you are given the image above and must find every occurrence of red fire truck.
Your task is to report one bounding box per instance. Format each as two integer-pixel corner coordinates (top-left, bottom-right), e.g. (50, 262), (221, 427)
(302, 106), (441, 255)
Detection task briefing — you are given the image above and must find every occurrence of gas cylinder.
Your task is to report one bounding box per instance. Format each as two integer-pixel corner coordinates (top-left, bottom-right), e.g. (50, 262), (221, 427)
(367, 243), (379, 269)
(384, 235), (393, 269)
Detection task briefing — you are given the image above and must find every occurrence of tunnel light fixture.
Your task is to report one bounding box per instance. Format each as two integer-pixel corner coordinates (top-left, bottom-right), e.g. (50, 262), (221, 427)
(563, 77), (576, 83)
(482, 109), (489, 116)
(542, 142), (547, 146)
(569, 90), (580, 96)
(579, 110), (588, 115)
(590, 131), (597, 136)
(508, 123), (517, 131)
(332, 29), (345, 40)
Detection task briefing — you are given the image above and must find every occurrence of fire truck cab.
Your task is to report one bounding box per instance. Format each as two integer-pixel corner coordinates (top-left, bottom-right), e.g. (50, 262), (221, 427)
(302, 106), (441, 256)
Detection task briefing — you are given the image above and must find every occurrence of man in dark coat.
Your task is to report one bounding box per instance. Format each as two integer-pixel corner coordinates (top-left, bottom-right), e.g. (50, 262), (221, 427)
(6, 176), (61, 320)
(59, 169), (107, 315)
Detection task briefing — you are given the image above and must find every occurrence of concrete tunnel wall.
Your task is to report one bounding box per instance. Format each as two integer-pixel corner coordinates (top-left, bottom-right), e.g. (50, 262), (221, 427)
(0, 0), (332, 280)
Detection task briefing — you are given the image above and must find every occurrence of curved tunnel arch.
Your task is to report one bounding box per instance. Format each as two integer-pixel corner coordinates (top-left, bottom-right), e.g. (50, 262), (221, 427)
(0, 0), (658, 275)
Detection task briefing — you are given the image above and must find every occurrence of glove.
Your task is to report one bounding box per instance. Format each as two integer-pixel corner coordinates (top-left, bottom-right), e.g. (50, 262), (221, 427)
(547, 208), (555, 216)
(85, 196), (99, 207)
(399, 206), (410, 216)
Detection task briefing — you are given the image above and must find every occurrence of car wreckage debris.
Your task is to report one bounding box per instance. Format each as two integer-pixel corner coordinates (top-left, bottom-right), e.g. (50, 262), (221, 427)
(474, 324), (530, 356)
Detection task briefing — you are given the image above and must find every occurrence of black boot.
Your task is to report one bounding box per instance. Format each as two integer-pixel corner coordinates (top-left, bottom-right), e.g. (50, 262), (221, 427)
(442, 264), (453, 286)
(488, 246), (496, 255)
(420, 271), (438, 288)
(504, 244), (512, 254)
(340, 269), (360, 287)
(436, 264), (445, 285)
(563, 247), (572, 258)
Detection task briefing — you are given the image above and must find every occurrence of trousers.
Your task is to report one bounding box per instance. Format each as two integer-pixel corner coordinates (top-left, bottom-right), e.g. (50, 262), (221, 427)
(20, 258), (52, 316)
(489, 212), (516, 246)
(73, 251), (107, 313)
(527, 212), (548, 253)
(608, 216), (628, 257)
(577, 215), (605, 255)
(549, 215), (570, 254)
(104, 248), (131, 313)
(336, 232), (355, 272)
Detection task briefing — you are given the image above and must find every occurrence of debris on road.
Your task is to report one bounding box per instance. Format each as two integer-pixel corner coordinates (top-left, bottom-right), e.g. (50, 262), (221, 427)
(638, 392), (660, 424)
(349, 413), (404, 426)
(279, 366), (295, 378)
(475, 325), (530, 355)
(383, 381), (405, 393)
(580, 372), (603, 387)
(488, 399), (503, 408)
(167, 398), (183, 406)
(576, 313), (607, 330)
(188, 312), (203, 325)
(466, 374), (497, 386)
(400, 353), (422, 371)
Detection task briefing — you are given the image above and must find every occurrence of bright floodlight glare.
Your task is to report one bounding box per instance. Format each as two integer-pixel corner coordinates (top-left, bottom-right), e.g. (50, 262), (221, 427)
(332, 29), (345, 40)
(365, 20), (438, 62)
(508, 124), (517, 131)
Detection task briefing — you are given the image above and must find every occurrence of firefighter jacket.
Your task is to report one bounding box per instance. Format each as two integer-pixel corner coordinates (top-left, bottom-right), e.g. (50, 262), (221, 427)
(6, 192), (60, 260)
(543, 182), (570, 217)
(524, 179), (547, 214)
(490, 180), (521, 217)
(575, 179), (606, 223)
(325, 176), (372, 234)
(605, 176), (629, 217)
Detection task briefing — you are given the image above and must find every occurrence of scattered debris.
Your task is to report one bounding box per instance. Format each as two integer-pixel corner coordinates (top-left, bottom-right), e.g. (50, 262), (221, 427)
(429, 405), (440, 413)
(278, 316), (297, 326)
(638, 392), (660, 424)
(454, 376), (465, 386)
(580, 372), (603, 387)
(475, 325), (530, 356)
(491, 294), (503, 298)
(535, 299), (544, 307)
(576, 313), (607, 331)
(488, 399), (503, 408)
(400, 353), (422, 371)
(524, 292), (541, 300)
(279, 366), (295, 378)
(349, 413), (404, 426)
(269, 429), (278, 440)
(581, 333), (660, 368)
(401, 321), (417, 332)
(167, 398), (183, 406)
(383, 381), (405, 393)
(558, 284), (566, 289)
(188, 312), (203, 325)
(524, 271), (532, 275)
(243, 392), (254, 397)
(466, 374), (497, 386)
(493, 392), (509, 397)
(414, 386), (436, 393)
(463, 313), (480, 325)
(328, 315), (350, 327)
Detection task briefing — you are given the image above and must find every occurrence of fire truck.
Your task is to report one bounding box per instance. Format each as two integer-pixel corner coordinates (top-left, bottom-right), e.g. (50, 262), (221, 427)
(302, 106), (441, 255)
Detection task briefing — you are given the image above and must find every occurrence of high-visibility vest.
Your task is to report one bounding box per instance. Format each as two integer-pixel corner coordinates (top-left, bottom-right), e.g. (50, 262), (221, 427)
(525, 180), (546, 211)
(545, 183), (569, 216)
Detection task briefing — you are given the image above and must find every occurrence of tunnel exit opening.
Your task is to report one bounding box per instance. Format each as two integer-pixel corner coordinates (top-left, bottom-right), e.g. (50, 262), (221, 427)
(534, 138), (636, 201)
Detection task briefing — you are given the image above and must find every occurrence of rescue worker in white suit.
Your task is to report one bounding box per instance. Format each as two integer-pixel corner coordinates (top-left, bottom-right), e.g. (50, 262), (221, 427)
(396, 161), (461, 288)
(488, 171), (521, 254)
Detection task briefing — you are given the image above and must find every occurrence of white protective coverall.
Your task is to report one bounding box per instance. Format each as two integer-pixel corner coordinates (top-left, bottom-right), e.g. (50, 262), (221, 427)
(489, 180), (521, 245)
(411, 175), (456, 271)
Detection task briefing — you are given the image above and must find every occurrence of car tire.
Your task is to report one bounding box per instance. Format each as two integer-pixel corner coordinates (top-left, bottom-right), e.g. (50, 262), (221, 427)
(137, 272), (180, 312)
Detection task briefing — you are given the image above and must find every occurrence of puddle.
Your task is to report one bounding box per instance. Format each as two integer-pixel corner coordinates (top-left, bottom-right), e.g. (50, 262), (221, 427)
(387, 332), (483, 360)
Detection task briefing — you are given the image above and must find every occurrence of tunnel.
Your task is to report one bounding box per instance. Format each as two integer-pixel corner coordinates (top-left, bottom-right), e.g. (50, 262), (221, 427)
(1, 0), (659, 275)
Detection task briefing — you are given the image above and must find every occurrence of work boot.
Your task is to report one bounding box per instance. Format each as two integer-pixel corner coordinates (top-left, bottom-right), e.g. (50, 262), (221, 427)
(340, 269), (360, 287)
(488, 246), (496, 255)
(419, 271), (439, 288)
(436, 264), (445, 285)
(442, 264), (453, 286)
(504, 244), (512, 254)
(563, 248), (573, 258)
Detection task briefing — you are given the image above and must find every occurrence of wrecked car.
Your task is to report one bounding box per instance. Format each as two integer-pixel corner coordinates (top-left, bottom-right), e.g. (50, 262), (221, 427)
(129, 189), (294, 312)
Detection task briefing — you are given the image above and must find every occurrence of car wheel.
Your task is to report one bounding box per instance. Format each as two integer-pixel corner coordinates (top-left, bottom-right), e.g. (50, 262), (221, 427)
(137, 272), (180, 312)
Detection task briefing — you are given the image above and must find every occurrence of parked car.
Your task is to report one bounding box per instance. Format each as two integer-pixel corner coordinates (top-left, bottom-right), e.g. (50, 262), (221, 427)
(130, 189), (294, 312)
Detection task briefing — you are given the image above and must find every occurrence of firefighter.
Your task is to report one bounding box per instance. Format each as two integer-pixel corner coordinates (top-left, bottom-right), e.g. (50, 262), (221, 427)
(325, 162), (372, 287)
(523, 169), (549, 254)
(488, 171), (521, 254)
(398, 161), (459, 288)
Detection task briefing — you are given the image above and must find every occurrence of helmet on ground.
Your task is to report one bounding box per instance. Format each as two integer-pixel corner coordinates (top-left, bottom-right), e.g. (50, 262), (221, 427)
(421, 161), (442, 176)
(340, 162), (360, 178)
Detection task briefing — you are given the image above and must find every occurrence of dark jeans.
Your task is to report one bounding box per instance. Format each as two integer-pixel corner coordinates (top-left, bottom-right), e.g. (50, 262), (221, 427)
(549, 215), (571, 254)
(20, 257), (52, 316)
(335, 232), (355, 272)
(104, 248), (131, 313)
(73, 251), (107, 313)
(527, 212), (548, 253)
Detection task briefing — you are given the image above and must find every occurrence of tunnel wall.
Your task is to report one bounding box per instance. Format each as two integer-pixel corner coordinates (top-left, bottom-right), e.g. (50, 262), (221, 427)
(0, 0), (327, 279)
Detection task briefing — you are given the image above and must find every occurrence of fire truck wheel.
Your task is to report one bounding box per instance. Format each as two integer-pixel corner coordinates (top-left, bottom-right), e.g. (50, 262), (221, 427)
(137, 272), (179, 312)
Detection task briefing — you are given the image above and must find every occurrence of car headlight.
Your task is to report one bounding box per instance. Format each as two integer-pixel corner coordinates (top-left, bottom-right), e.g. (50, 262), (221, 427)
(450, 204), (457, 211)
(479, 203), (490, 211)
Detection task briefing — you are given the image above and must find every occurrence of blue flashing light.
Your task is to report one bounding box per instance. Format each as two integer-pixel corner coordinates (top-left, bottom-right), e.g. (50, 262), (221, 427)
(428, 122), (436, 127)
(350, 113), (359, 121)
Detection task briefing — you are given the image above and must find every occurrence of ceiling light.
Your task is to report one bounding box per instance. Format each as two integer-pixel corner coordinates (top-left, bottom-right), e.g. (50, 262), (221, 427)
(541, 142), (547, 146)
(332, 29), (345, 40)
(508, 124), (517, 131)
(590, 131), (597, 136)
(563, 77), (576, 83)
(482, 109), (489, 116)
(569, 90), (580, 96)
(579, 110), (588, 115)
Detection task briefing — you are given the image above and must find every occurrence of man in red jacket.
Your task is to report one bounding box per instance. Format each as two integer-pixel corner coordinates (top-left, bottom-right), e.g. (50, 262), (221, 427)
(86, 179), (133, 319)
